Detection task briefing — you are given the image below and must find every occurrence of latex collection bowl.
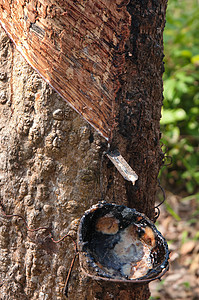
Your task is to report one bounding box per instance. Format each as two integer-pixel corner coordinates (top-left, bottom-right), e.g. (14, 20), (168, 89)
(78, 202), (169, 283)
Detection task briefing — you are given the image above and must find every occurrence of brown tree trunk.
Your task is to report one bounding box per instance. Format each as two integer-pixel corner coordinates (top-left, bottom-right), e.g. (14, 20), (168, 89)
(0, 1), (167, 299)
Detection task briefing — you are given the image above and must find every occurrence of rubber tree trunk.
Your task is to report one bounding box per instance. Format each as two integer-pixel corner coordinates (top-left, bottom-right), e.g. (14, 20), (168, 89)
(0, 1), (167, 299)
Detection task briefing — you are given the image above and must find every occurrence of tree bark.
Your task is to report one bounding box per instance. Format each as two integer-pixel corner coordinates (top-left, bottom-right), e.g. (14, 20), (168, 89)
(0, 1), (167, 299)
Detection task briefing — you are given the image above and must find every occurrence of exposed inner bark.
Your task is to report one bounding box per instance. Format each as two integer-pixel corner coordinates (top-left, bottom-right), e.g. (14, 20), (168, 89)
(0, 0), (131, 141)
(0, 0), (167, 299)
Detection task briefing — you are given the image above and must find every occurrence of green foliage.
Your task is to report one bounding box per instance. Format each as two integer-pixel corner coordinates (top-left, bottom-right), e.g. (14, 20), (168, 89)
(183, 282), (191, 289)
(164, 202), (181, 221)
(161, 0), (199, 194)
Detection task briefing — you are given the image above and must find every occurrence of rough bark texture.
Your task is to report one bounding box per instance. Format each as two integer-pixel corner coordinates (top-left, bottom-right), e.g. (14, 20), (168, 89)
(0, 0), (167, 299)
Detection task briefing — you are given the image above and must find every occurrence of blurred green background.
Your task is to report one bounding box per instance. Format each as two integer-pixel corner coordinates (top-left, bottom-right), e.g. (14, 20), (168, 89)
(150, 2), (199, 298)
(160, 0), (199, 197)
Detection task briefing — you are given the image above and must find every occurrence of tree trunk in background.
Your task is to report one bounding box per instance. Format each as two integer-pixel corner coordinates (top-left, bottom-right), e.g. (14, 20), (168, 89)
(0, 1), (167, 299)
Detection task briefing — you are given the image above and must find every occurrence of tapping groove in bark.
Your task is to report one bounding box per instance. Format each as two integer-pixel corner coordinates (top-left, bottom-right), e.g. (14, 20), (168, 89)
(0, 0), (167, 299)
(0, 0), (132, 141)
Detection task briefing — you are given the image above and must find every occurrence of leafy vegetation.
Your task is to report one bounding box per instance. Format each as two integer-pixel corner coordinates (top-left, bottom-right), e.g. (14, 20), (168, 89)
(161, 0), (199, 194)
(151, 4), (199, 298)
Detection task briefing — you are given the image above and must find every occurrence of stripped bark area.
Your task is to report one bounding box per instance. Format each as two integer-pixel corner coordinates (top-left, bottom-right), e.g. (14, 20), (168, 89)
(0, 0), (131, 140)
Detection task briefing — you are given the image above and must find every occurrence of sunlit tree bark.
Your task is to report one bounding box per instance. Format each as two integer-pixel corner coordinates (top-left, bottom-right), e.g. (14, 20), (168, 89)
(0, 1), (167, 299)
